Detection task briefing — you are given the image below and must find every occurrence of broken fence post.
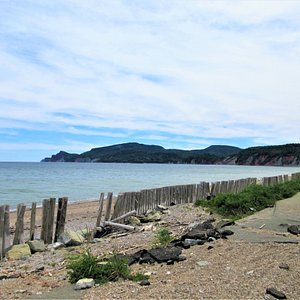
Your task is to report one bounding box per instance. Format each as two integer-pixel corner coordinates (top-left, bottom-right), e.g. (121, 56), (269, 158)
(104, 192), (113, 221)
(54, 197), (68, 242)
(0, 205), (10, 258)
(29, 202), (37, 241)
(96, 193), (105, 227)
(13, 203), (26, 245)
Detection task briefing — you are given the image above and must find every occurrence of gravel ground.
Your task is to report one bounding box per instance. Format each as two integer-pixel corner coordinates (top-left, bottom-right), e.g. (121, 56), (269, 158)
(1, 202), (300, 299)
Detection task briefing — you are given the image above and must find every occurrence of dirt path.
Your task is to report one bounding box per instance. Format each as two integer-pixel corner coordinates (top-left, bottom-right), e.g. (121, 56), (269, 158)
(227, 192), (300, 243)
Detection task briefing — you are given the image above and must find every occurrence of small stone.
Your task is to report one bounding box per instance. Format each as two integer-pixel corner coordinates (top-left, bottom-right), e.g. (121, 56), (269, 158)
(166, 271), (171, 275)
(219, 229), (234, 236)
(287, 225), (299, 235)
(34, 265), (45, 272)
(207, 245), (214, 250)
(50, 242), (65, 250)
(266, 287), (287, 299)
(246, 270), (254, 275)
(166, 260), (174, 265)
(74, 278), (95, 290)
(15, 289), (27, 294)
(279, 263), (289, 270)
(196, 261), (209, 267)
(144, 272), (152, 277)
(139, 279), (150, 286)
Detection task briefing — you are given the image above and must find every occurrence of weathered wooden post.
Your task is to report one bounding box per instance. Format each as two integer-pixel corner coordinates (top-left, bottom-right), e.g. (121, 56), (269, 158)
(0, 205), (10, 258)
(29, 202), (37, 241)
(41, 198), (56, 244)
(13, 203), (26, 245)
(104, 192), (113, 221)
(96, 193), (105, 227)
(54, 197), (68, 242)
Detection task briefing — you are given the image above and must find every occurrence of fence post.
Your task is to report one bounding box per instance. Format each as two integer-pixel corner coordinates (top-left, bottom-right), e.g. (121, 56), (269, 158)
(13, 203), (26, 245)
(29, 202), (37, 241)
(54, 197), (68, 242)
(104, 192), (113, 221)
(96, 193), (105, 227)
(0, 205), (10, 258)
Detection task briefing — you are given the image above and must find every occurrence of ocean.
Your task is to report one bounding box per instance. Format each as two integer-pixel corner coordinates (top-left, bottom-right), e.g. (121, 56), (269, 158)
(0, 162), (299, 208)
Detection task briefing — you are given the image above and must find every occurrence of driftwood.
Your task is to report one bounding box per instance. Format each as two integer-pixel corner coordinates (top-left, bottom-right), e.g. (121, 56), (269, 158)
(101, 221), (135, 231)
(111, 210), (136, 223)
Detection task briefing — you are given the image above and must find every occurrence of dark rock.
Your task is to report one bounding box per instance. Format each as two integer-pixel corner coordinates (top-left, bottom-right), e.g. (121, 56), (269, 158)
(34, 265), (45, 272)
(215, 219), (235, 229)
(177, 255), (187, 261)
(148, 247), (182, 263)
(181, 228), (206, 240)
(94, 226), (112, 238)
(266, 287), (287, 299)
(183, 239), (205, 246)
(139, 279), (150, 286)
(287, 225), (299, 235)
(207, 245), (214, 250)
(206, 229), (217, 237)
(279, 263), (289, 270)
(170, 202), (176, 206)
(139, 251), (156, 264)
(219, 229), (234, 237)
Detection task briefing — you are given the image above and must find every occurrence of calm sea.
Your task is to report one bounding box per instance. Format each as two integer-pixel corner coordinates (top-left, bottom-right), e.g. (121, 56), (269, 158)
(0, 162), (299, 208)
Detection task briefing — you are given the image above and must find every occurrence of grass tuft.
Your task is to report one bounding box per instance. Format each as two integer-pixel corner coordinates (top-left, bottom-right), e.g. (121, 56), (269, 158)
(66, 249), (148, 284)
(152, 227), (174, 248)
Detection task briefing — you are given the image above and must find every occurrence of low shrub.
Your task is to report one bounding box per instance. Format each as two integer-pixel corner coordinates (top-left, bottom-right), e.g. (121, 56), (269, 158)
(152, 227), (174, 248)
(67, 249), (148, 284)
(195, 179), (300, 219)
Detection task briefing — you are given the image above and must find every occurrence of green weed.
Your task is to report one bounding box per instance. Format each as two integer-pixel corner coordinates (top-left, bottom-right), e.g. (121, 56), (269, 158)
(195, 179), (300, 219)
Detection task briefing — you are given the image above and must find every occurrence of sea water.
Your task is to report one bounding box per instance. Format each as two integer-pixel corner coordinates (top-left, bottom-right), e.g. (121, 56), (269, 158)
(0, 162), (299, 208)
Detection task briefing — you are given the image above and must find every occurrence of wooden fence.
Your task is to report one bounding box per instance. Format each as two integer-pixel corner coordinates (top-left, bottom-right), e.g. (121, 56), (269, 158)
(1, 172), (300, 257)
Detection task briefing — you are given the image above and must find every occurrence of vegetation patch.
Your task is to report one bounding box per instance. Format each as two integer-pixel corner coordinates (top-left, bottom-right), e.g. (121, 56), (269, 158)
(66, 249), (148, 284)
(195, 179), (300, 218)
(152, 227), (174, 248)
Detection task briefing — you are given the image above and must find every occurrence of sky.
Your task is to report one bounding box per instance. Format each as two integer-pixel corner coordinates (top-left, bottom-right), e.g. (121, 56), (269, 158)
(1, 0), (300, 161)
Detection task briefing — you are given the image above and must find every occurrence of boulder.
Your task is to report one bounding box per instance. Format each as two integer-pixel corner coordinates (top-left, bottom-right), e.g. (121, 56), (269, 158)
(6, 244), (31, 260)
(58, 230), (85, 247)
(148, 247), (182, 263)
(27, 240), (45, 253)
(145, 211), (161, 222)
(73, 278), (95, 290)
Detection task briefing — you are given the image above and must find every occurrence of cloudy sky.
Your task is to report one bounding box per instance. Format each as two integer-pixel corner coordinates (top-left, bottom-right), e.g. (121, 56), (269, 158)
(1, 0), (300, 161)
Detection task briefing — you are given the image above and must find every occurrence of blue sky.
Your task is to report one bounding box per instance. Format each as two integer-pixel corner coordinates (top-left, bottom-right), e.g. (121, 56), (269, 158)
(1, 0), (300, 161)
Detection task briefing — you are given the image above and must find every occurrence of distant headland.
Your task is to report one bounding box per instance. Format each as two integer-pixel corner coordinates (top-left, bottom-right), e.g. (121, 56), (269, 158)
(41, 142), (300, 166)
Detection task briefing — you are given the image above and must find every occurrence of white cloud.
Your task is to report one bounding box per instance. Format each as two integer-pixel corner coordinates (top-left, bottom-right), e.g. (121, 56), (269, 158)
(1, 0), (300, 152)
